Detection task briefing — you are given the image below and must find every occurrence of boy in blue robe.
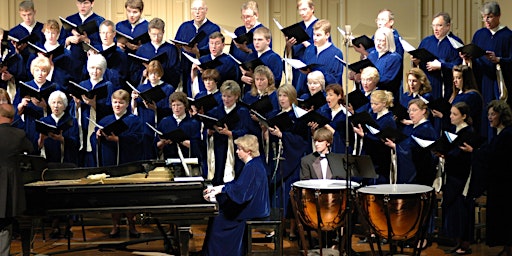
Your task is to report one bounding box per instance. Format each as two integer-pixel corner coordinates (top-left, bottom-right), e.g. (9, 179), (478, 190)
(115, 0), (149, 55)
(58, 0), (105, 80)
(296, 19), (343, 96)
(244, 27), (283, 87)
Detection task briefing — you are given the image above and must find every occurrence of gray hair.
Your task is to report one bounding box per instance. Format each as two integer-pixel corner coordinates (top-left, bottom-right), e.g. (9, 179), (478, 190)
(48, 90), (68, 108)
(87, 54), (107, 72)
(481, 2), (500, 16)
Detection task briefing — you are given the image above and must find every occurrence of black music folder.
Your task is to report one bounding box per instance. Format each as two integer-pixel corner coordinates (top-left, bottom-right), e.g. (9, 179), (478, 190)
(35, 119), (73, 136)
(240, 57), (265, 72)
(377, 127), (407, 143)
(1, 30), (10, 54)
(81, 42), (117, 57)
(297, 92), (327, 110)
(169, 30), (206, 47)
(115, 30), (151, 45)
(233, 31), (253, 45)
(0, 54), (19, 69)
(188, 94), (218, 113)
(278, 21), (310, 44)
(27, 42), (65, 59)
(128, 51), (168, 65)
(68, 80), (108, 99)
(99, 118), (128, 136)
(19, 81), (56, 101)
(349, 111), (379, 132)
(59, 17), (98, 35)
(351, 35), (374, 50)
(299, 110), (330, 127)
(146, 122), (189, 142)
(334, 154), (378, 179)
(8, 33), (39, 45)
(198, 58), (223, 70)
(458, 43), (486, 59)
(251, 110), (293, 131)
(283, 58), (321, 72)
(240, 95), (273, 115)
(347, 89), (369, 111)
(194, 111), (240, 130)
(126, 81), (167, 103)
(408, 48), (437, 62)
(390, 103), (409, 121)
(427, 97), (451, 115)
(347, 58), (375, 73)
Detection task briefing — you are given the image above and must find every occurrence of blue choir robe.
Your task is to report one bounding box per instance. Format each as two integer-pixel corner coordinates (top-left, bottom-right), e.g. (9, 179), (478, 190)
(9, 21), (46, 72)
(367, 50), (403, 98)
(471, 26), (512, 140)
(209, 104), (251, 186)
(452, 91), (483, 135)
(190, 53), (240, 96)
(130, 41), (181, 87)
(95, 112), (143, 166)
(268, 110), (309, 217)
(0, 51), (28, 86)
(25, 43), (79, 91)
(255, 50), (283, 86)
(194, 90), (222, 177)
(68, 79), (115, 167)
(242, 91), (279, 173)
(39, 112), (79, 165)
(288, 19), (321, 86)
(318, 104), (354, 154)
(395, 120), (439, 185)
(175, 19), (220, 96)
(12, 80), (54, 154)
(360, 111), (396, 184)
(135, 81), (175, 160)
(296, 44), (344, 96)
(58, 13), (105, 78)
(115, 19), (149, 54)
(229, 23), (270, 63)
(203, 156), (270, 256)
(418, 33), (463, 100)
(156, 114), (202, 162)
(442, 125), (478, 241)
(399, 92), (432, 109)
(81, 45), (128, 91)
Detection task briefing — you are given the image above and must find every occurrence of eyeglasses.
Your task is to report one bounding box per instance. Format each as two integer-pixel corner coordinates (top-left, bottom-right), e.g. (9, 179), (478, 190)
(209, 42), (222, 46)
(482, 14), (496, 21)
(375, 18), (389, 23)
(241, 15), (254, 20)
(149, 32), (163, 37)
(431, 24), (444, 28)
(407, 108), (421, 113)
(191, 7), (206, 12)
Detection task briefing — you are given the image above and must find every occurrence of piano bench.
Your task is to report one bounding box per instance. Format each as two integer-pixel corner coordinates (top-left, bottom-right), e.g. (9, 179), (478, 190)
(245, 208), (282, 255)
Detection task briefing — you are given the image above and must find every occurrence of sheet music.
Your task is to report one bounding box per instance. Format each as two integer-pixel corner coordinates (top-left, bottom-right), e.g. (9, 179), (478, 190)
(273, 18), (284, 30)
(227, 53), (241, 65)
(447, 35), (464, 49)
(86, 117), (104, 129)
(283, 58), (307, 69)
(366, 124), (380, 135)
(223, 29), (237, 39)
(444, 131), (458, 143)
(334, 55), (346, 65)
(418, 94), (429, 104)
(399, 37), (416, 52)
(181, 52), (201, 65)
(145, 122), (163, 136)
(292, 103), (308, 118)
(126, 81), (140, 93)
(411, 135), (435, 148)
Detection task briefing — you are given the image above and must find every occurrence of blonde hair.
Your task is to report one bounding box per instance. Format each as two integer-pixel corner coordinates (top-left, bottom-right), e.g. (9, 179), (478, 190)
(277, 84), (298, 107)
(370, 90), (394, 108)
(30, 56), (51, 74)
(112, 89), (130, 102)
(234, 134), (260, 157)
(241, 1), (258, 16)
(313, 19), (331, 34)
(307, 71), (325, 91)
(251, 65), (275, 96)
(374, 27), (396, 53)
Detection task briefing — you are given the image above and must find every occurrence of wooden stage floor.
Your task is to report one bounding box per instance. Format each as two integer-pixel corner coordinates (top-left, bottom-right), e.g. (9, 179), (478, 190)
(8, 219), (503, 256)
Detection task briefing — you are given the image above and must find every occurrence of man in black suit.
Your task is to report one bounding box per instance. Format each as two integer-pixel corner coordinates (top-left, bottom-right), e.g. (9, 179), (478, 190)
(300, 127), (347, 180)
(0, 103), (33, 256)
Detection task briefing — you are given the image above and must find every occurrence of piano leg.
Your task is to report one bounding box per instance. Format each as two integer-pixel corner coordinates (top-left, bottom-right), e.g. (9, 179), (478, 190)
(18, 216), (34, 256)
(178, 226), (191, 256)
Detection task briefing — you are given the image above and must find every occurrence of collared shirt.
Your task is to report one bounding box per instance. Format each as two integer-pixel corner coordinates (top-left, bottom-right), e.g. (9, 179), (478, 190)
(316, 42), (332, 56)
(51, 112), (65, 124)
(20, 22), (36, 34)
(257, 47), (271, 58)
(173, 113), (186, 125)
(194, 18), (208, 30)
(79, 12), (93, 23)
(225, 103), (236, 114)
(115, 110), (128, 120)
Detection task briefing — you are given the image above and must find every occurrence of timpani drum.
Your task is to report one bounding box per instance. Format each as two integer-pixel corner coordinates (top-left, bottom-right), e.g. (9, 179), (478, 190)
(291, 179), (360, 231)
(356, 184), (435, 241)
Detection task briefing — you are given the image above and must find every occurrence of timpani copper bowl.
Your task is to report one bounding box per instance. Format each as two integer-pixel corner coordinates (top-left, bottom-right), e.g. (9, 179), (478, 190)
(291, 179), (360, 231)
(356, 184), (435, 241)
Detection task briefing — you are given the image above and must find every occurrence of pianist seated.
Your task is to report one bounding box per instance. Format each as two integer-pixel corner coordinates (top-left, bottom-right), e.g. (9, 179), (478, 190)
(202, 134), (270, 256)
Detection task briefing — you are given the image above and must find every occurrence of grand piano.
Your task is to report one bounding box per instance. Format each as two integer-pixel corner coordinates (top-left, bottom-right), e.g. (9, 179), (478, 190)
(20, 157), (218, 256)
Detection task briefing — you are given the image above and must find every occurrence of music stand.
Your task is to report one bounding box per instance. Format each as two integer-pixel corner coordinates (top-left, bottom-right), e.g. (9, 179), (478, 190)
(337, 154), (378, 179)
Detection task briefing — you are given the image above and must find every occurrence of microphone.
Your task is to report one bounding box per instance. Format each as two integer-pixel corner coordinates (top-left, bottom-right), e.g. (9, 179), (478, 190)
(344, 25), (352, 45)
